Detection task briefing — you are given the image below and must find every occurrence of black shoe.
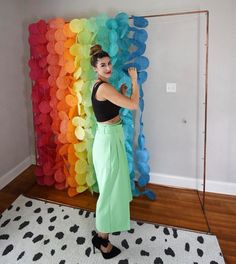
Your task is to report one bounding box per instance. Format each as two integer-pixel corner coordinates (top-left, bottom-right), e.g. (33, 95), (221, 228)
(92, 233), (121, 259)
(92, 233), (108, 250)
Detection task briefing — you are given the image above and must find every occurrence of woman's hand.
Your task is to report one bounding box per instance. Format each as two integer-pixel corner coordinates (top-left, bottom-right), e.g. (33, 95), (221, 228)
(120, 83), (127, 95)
(128, 67), (137, 82)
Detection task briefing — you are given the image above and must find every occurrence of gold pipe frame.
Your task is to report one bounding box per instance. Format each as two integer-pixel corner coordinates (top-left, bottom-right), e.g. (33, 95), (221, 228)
(43, 10), (209, 211)
(129, 10), (209, 211)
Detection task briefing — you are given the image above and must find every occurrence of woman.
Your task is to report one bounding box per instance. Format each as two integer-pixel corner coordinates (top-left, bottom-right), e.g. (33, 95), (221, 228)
(90, 44), (139, 259)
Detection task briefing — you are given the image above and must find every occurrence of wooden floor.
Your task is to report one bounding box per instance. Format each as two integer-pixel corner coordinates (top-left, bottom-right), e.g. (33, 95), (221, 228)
(1, 165), (236, 264)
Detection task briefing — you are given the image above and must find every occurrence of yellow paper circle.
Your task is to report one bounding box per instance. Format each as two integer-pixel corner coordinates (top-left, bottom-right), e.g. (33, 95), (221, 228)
(74, 142), (87, 153)
(78, 105), (85, 116)
(76, 151), (87, 160)
(75, 126), (85, 140)
(86, 171), (96, 187)
(76, 92), (82, 104)
(72, 116), (85, 127)
(73, 67), (82, 80)
(75, 159), (87, 174)
(85, 128), (93, 139)
(77, 30), (93, 44)
(73, 79), (84, 92)
(69, 43), (80, 56)
(76, 185), (88, 193)
(69, 19), (84, 33)
(75, 173), (86, 185)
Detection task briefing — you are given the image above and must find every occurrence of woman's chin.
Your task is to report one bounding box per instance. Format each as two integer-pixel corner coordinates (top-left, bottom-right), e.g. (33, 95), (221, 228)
(107, 73), (112, 77)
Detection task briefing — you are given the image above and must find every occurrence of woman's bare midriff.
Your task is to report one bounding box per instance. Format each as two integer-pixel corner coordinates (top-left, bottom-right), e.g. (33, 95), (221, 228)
(98, 114), (121, 124)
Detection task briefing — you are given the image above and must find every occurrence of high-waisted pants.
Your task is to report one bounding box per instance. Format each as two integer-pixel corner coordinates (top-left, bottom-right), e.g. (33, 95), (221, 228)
(92, 120), (133, 233)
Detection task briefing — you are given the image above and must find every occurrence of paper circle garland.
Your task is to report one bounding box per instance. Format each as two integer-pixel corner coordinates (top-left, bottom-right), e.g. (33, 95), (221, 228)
(29, 13), (155, 200)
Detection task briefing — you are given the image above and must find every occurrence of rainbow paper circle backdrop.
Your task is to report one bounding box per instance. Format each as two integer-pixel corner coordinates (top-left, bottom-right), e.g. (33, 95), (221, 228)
(28, 13), (156, 200)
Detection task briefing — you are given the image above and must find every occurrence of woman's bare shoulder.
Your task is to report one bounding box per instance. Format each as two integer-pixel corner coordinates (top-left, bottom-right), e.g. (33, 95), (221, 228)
(99, 82), (115, 90)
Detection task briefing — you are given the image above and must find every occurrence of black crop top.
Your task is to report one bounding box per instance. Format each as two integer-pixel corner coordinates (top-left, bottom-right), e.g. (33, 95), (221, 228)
(91, 81), (121, 122)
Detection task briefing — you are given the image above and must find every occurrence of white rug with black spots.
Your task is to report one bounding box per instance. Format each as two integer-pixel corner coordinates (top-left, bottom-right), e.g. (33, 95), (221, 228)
(0, 195), (225, 264)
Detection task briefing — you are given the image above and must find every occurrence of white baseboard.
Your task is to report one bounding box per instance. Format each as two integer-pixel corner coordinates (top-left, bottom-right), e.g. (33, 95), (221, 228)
(150, 172), (236, 196)
(203, 179), (236, 196)
(0, 156), (34, 190)
(31, 154), (36, 165)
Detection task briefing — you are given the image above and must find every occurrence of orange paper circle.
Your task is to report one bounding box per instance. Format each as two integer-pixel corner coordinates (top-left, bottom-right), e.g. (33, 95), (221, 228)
(67, 177), (77, 187)
(49, 18), (65, 29)
(64, 49), (74, 60)
(47, 41), (56, 54)
(58, 111), (69, 121)
(48, 65), (60, 77)
(45, 29), (56, 42)
(47, 54), (59, 65)
(56, 76), (70, 89)
(55, 41), (65, 55)
(63, 23), (76, 38)
(57, 99), (69, 111)
(64, 38), (75, 48)
(56, 88), (66, 100)
(55, 28), (67, 42)
(65, 94), (77, 107)
(67, 187), (78, 197)
(64, 60), (75, 73)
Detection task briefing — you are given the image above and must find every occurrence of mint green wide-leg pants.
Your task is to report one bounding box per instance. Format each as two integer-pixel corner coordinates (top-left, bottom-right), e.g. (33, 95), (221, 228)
(92, 120), (133, 233)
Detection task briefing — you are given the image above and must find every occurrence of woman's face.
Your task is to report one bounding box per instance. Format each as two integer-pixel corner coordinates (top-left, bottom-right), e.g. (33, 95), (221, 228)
(95, 56), (112, 79)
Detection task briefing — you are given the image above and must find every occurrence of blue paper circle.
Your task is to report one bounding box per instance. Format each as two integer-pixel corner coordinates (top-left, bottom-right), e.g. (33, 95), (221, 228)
(132, 16), (149, 28)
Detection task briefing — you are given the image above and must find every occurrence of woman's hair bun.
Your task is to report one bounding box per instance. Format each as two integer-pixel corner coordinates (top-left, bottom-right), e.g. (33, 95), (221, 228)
(90, 44), (109, 67)
(90, 44), (102, 56)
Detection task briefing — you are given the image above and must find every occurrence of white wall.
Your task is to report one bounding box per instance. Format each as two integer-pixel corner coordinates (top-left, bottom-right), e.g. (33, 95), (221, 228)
(0, 0), (32, 187)
(206, 1), (236, 184)
(1, 0), (235, 194)
(139, 13), (206, 190)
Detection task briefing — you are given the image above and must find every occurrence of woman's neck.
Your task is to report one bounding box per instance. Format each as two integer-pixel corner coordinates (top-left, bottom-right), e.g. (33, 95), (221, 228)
(97, 76), (109, 83)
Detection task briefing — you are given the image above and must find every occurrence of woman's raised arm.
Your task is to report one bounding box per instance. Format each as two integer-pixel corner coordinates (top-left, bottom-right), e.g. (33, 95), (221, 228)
(98, 68), (139, 110)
